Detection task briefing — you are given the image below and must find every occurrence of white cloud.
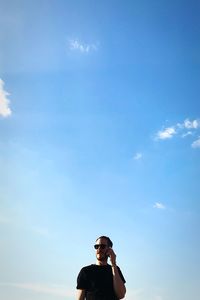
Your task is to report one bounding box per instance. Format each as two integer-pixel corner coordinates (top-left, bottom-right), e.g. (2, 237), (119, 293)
(0, 78), (12, 117)
(184, 118), (200, 129)
(191, 137), (200, 148)
(0, 282), (74, 298)
(133, 152), (142, 160)
(156, 127), (176, 140)
(155, 118), (200, 149)
(182, 131), (192, 138)
(153, 202), (166, 210)
(69, 39), (97, 53)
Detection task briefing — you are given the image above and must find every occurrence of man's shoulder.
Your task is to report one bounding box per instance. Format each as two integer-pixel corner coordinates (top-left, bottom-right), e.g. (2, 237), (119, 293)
(80, 264), (96, 272)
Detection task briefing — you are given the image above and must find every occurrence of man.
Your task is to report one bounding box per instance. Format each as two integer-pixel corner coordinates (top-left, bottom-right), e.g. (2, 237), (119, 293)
(76, 236), (126, 300)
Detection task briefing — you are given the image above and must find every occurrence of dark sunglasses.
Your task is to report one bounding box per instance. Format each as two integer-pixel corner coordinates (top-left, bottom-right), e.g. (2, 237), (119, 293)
(94, 244), (107, 250)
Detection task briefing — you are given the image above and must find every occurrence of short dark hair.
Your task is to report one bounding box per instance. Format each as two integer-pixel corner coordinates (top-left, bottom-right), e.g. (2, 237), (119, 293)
(96, 236), (113, 248)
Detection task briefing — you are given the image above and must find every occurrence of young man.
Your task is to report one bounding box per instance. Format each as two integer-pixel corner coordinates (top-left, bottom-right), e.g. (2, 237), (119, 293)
(76, 236), (126, 300)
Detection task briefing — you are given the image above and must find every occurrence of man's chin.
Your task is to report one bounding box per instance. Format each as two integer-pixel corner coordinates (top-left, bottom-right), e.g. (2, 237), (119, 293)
(96, 254), (107, 261)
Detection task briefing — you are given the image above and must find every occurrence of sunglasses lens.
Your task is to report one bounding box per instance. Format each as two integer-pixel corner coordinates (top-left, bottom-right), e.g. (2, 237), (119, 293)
(94, 244), (106, 250)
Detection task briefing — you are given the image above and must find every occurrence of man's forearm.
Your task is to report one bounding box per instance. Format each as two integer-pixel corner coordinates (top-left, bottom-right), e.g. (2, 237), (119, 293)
(76, 289), (85, 300)
(112, 265), (126, 299)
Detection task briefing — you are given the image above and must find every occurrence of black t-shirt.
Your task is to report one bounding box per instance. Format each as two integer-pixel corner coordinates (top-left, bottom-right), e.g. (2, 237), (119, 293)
(76, 264), (126, 300)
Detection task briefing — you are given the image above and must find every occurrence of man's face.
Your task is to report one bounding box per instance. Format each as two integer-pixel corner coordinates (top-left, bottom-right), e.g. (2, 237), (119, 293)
(94, 238), (109, 262)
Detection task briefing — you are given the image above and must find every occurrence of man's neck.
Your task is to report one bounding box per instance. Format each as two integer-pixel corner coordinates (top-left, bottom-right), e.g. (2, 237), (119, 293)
(96, 260), (108, 266)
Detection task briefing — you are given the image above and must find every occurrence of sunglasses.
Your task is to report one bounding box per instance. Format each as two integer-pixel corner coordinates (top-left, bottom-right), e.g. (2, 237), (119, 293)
(94, 244), (107, 250)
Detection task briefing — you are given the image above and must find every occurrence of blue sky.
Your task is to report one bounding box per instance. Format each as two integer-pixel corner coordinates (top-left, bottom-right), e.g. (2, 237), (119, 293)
(0, 1), (200, 300)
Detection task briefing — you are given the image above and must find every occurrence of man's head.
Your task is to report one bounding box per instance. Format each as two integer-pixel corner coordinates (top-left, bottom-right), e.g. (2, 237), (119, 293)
(95, 236), (113, 248)
(94, 236), (113, 264)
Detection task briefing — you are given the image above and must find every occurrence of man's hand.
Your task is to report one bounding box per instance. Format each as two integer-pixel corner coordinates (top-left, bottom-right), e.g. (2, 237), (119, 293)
(107, 247), (117, 266)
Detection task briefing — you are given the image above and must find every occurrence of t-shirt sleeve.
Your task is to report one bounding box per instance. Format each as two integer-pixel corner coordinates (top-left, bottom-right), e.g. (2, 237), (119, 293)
(76, 267), (89, 290)
(117, 266), (126, 283)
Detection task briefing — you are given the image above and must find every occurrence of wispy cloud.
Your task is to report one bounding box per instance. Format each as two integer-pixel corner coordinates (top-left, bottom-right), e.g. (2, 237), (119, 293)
(0, 282), (74, 298)
(0, 78), (12, 117)
(153, 202), (166, 210)
(69, 39), (98, 53)
(155, 118), (200, 148)
(133, 152), (143, 160)
(191, 137), (200, 148)
(182, 131), (193, 138)
(155, 127), (176, 140)
(184, 118), (200, 129)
